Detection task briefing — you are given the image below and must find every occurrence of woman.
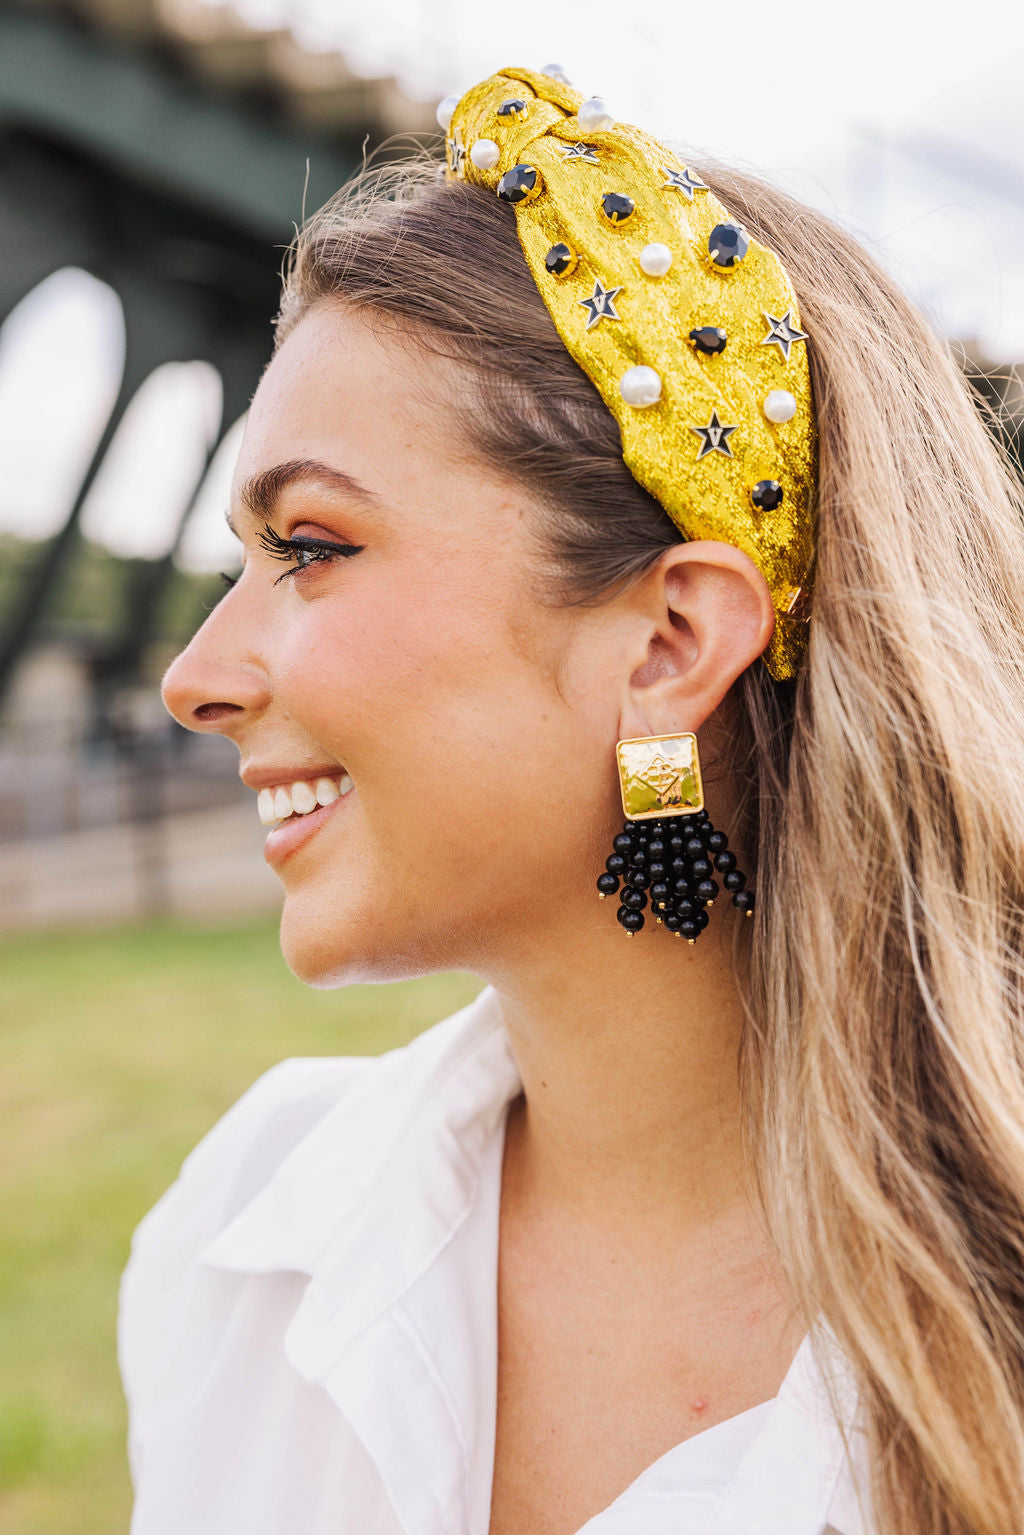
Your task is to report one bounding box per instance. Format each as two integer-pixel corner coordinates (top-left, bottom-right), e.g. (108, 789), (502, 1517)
(118, 65), (1024, 1535)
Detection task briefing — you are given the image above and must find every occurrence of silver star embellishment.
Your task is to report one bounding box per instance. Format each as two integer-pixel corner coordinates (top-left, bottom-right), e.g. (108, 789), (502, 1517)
(446, 127), (466, 176)
(761, 310), (809, 361)
(578, 279), (623, 330)
(690, 409), (738, 459)
(660, 165), (708, 199)
(561, 141), (601, 163)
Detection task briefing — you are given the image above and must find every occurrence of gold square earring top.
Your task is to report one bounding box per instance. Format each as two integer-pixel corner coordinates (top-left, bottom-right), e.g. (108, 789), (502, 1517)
(616, 733), (704, 821)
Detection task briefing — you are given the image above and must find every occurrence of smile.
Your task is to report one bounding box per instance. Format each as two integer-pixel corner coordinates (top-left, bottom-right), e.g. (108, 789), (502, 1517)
(257, 773), (353, 828)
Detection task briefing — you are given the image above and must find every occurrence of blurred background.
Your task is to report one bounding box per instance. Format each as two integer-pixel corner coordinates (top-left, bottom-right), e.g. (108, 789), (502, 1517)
(0, 0), (1021, 1528)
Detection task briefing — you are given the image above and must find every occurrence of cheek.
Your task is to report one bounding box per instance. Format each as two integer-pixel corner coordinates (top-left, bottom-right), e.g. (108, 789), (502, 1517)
(273, 578), (601, 857)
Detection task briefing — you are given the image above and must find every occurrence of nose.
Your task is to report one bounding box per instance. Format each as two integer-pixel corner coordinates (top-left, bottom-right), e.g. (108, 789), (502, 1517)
(162, 595), (271, 738)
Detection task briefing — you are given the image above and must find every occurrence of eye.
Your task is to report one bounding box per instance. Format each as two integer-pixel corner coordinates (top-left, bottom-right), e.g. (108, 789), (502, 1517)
(256, 521), (365, 584)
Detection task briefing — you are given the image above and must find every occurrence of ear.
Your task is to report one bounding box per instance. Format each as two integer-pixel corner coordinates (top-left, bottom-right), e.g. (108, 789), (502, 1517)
(618, 540), (776, 738)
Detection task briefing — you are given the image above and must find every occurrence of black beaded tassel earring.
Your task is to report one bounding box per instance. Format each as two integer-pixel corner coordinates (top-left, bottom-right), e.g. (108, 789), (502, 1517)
(596, 732), (754, 941)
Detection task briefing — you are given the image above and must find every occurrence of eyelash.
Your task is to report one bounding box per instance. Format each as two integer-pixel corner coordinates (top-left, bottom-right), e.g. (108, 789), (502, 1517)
(256, 521), (365, 584)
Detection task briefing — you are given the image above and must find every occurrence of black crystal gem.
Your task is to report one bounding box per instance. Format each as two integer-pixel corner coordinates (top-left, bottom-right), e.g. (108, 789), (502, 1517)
(497, 164), (541, 204)
(545, 242), (576, 277)
(751, 479), (784, 511)
(601, 191), (634, 225)
(690, 326), (727, 355)
(497, 97), (528, 118)
(708, 221), (749, 268)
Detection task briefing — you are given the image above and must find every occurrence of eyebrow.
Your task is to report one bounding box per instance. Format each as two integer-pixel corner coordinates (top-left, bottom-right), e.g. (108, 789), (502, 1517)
(225, 458), (380, 535)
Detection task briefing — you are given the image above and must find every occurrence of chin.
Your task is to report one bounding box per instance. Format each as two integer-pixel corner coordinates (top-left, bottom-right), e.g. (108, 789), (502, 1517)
(277, 898), (445, 990)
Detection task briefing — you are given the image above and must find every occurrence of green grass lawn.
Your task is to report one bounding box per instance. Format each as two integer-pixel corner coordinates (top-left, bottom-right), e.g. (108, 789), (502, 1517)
(0, 920), (482, 1534)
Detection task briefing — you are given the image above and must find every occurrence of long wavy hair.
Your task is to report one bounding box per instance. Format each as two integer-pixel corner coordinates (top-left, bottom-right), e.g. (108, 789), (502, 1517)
(272, 147), (1024, 1535)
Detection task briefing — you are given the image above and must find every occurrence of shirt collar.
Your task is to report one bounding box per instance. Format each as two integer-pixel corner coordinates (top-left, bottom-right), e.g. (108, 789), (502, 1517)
(197, 984), (870, 1535)
(198, 983), (521, 1534)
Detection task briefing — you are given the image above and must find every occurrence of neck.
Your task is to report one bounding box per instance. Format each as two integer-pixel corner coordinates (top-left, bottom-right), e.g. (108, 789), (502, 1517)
(484, 912), (757, 1244)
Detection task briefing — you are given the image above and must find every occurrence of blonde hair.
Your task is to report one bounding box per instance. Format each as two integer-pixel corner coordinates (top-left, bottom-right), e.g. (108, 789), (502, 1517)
(275, 151), (1024, 1534)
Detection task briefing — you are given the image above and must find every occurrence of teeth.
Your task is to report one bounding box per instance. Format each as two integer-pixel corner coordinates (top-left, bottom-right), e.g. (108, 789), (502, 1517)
(290, 779), (317, 814)
(315, 776), (339, 806)
(257, 772), (351, 826)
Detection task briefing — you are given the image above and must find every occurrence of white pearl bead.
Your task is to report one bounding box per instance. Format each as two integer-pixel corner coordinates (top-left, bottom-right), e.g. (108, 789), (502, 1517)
(436, 94), (460, 131)
(763, 389), (797, 423)
(469, 138), (501, 170)
(620, 365), (662, 408)
(540, 62), (571, 84)
(639, 242), (673, 277)
(578, 97), (614, 131)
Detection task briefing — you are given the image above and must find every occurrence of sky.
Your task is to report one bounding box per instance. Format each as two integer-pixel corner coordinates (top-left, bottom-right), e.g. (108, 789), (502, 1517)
(0, 0), (1022, 569)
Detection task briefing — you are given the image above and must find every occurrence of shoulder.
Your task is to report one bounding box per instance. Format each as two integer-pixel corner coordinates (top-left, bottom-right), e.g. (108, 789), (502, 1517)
(117, 987), (505, 1403)
(126, 1053), (372, 1267)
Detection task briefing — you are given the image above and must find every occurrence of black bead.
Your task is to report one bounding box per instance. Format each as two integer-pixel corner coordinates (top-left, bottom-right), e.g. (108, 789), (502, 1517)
(606, 853), (627, 876)
(672, 877), (692, 897)
(647, 861), (667, 880)
(622, 909), (645, 932)
(597, 872), (619, 896)
(690, 326), (727, 355)
(723, 870), (745, 891)
(613, 832), (634, 855)
(689, 857), (713, 880)
(649, 881), (671, 902)
(601, 191), (634, 225)
(498, 164), (541, 204)
(732, 889), (755, 913)
(714, 850), (737, 873)
(631, 847), (648, 867)
(679, 918), (699, 939)
(497, 97), (528, 119)
(664, 912), (682, 931)
(545, 242), (577, 277)
(669, 835), (685, 853)
(706, 830), (728, 853)
(752, 480), (784, 511)
(695, 879), (718, 901)
(648, 819), (667, 833)
(708, 221), (749, 268)
(696, 907), (709, 930)
(647, 839), (666, 858)
(627, 868), (649, 889)
(622, 887), (647, 911)
(670, 858), (688, 877)
(685, 837), (705, 858)
(616, 903), (630, 925)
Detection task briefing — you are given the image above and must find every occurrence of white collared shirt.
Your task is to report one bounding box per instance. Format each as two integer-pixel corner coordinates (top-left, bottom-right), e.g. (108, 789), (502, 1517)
(117, 984), (874, 1534)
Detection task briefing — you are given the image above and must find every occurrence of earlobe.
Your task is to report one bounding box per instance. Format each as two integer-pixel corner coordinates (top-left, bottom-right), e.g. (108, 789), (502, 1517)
(625, 540), (776, 730)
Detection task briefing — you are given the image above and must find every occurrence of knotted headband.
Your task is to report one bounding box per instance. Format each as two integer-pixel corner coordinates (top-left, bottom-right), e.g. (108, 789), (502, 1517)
(439, 66), (817, 681)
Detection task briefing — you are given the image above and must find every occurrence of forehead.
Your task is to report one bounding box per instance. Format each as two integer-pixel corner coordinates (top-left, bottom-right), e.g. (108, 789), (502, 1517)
(233, 304), (439, 495)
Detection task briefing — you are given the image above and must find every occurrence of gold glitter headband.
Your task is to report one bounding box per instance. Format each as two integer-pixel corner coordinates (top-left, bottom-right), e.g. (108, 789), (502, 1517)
(438, 66), (817, 682)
